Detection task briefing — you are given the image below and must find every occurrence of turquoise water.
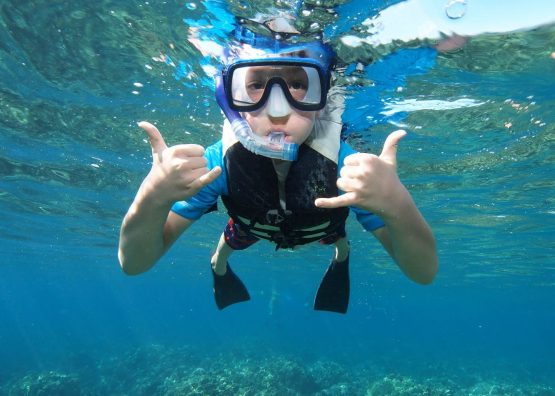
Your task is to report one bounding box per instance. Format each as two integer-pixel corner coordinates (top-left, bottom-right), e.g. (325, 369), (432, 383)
(1, 0), (554, 394)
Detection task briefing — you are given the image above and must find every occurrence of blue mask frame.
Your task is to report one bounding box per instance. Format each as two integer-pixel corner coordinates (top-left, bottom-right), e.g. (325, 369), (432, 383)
(222, 57), (331, 112)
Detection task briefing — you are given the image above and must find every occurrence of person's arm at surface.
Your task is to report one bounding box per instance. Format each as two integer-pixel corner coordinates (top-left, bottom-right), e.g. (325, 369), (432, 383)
(315, 130), (437, 284)
(118, 121), (221, 275)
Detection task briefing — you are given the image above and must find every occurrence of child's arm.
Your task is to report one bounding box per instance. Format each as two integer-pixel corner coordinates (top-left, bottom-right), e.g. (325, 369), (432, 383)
(315, 130), (437, 284)
(118, 122), (221, 275)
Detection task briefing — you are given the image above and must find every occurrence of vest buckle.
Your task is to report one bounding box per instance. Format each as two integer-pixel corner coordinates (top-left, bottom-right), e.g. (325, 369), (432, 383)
(265, 209), (292, 225)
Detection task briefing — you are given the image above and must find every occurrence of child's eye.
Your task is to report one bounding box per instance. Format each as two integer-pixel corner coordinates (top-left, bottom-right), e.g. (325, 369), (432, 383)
(289, 80), (307, 91)
(246, 81), (265, 91)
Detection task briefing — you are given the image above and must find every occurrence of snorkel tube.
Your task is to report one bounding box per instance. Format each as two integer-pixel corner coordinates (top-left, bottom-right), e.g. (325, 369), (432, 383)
(215, 75), (299, 161)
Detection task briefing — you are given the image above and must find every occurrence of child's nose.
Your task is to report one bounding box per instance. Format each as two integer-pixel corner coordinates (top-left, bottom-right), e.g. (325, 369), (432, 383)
(264, 84), (292, 118)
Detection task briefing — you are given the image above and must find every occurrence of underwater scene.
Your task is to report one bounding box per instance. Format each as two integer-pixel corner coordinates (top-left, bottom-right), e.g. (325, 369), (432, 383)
(1, 0), (554, 394)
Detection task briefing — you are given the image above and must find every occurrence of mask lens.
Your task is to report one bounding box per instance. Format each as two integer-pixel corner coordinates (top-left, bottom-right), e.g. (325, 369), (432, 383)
(229, 62), (323, 110)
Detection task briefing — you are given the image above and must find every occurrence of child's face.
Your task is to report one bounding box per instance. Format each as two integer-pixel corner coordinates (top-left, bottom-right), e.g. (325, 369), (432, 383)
(234, 61), (322, 145)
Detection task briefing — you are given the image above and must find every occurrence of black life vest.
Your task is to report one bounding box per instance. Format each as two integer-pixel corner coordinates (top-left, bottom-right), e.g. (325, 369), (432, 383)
(221, 142), (349, 249)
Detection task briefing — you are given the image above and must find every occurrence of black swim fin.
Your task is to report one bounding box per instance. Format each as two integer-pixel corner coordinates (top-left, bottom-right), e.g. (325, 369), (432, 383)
(314, 255), (350, 314)
(212, 263), (250, 310)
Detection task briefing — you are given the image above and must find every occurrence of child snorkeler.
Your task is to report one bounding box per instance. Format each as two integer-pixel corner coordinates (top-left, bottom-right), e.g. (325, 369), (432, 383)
(118, 22), (438, 314)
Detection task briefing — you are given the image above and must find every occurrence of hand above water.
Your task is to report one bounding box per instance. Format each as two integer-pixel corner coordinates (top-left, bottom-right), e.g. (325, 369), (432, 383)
(137, 121), (222, 207)
(315, 130), (409, 219)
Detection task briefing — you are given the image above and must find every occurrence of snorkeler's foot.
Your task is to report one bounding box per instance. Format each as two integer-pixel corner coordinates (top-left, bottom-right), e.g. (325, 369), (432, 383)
(212, 263), (250, 310)
(313, 255), (350, 314)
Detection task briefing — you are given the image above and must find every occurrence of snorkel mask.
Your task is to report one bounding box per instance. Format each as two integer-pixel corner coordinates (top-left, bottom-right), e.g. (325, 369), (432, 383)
(215, 21), (336, 161)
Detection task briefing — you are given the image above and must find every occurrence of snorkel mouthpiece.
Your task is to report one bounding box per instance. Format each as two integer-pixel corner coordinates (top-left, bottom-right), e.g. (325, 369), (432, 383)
(215, 76), (299, 161)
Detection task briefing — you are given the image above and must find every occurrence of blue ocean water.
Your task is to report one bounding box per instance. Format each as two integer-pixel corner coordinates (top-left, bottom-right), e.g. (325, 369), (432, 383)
(1, 0), (554, 394)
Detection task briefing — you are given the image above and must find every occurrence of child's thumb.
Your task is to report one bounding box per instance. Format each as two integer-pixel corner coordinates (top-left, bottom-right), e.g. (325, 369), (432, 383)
(379, 130), (407, 166)
(138, 121), (168, 157)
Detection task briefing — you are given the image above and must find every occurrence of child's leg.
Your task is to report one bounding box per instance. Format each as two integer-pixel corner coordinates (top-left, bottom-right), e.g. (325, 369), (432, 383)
(211, 218), (259, 274)
(211, 219), (257, 310)
(319, 225), (349, 262)
(211, 232), (235, 275)
(334, 237), (350, 262)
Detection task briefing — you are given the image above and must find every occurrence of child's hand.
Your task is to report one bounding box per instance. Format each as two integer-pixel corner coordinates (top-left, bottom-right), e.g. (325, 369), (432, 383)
(138, 121), (221, 206)
(314, 130), (408, 217)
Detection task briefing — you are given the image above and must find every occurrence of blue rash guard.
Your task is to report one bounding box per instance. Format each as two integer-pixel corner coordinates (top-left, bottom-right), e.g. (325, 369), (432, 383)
(171, 139), (385, 233)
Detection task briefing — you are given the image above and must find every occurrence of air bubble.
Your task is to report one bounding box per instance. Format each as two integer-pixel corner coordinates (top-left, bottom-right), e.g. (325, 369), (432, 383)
(445, 0), (467, 19)
(185, 2), (197, 10)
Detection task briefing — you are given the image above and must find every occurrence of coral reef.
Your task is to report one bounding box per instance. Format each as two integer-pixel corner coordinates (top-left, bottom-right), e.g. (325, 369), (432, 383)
(367, 374), (451, 396)
(1, 345), (553, 396)
(6, 371), (82, 396)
